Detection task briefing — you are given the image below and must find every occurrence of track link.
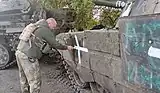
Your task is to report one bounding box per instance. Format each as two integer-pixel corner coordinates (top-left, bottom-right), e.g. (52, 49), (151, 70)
(0, 60), (16, 70)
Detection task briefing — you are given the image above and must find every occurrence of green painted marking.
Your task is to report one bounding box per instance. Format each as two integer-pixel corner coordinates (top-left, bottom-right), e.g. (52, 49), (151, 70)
(123, 19), (160, 92)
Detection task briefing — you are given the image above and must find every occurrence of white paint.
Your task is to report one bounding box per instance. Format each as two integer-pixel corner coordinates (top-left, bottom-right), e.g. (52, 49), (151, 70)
(116, 1), (126, 8)
(74, 35), (81, 65)
(148, 46), (160, 59)
(74, 46), (88, 52)
(74, 35), (88, 66)
(121, 2), (132, 17)
(149, 40), (152, 44)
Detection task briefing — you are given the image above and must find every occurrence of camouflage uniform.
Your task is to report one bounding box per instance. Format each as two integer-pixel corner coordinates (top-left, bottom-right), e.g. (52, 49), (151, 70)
(16, 19), (67, 93)
(15, 50), (41, 93)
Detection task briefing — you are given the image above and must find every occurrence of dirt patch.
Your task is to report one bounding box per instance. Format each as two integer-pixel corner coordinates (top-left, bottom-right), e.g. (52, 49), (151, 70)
(0, 60), (91, 93)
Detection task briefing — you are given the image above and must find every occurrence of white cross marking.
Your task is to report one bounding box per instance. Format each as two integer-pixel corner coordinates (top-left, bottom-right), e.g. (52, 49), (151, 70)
(74, 35), (88, 65)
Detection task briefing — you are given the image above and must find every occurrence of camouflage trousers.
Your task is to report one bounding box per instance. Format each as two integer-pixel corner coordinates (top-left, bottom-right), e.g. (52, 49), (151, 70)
(15, 50), (41, 93)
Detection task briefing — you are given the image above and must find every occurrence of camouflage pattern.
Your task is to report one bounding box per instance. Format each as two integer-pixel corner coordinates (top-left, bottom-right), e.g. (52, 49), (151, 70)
(15, 50), (41, 93)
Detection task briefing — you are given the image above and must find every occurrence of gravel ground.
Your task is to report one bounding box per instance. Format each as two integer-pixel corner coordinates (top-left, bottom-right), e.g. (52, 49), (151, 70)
(0, 61), (91, 93)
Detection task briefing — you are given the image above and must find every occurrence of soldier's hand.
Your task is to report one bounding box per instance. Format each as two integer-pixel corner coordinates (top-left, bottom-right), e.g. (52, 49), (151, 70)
(67, 46), (74, 51)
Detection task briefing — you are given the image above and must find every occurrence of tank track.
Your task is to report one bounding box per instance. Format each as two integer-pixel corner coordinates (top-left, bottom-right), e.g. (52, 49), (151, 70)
(51, 63), (79, 93)
(0, 59), (16, 70)
(51, 49), (88, 93)
(0, 49), (87, 92)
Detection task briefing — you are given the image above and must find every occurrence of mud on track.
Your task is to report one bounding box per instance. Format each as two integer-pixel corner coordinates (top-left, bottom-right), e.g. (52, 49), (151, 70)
(0, 59), (91, 93)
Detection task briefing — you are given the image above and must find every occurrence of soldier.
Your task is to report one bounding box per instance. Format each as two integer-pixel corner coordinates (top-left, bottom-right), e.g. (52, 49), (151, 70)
(15, 18), (73, 93)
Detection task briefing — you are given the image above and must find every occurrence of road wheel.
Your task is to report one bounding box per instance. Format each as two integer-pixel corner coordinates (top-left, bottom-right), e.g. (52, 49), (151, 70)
(0, 44), (13, 68)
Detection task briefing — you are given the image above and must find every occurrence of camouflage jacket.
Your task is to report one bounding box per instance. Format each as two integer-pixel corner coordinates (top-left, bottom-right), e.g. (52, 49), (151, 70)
(17, 20), (67, 59)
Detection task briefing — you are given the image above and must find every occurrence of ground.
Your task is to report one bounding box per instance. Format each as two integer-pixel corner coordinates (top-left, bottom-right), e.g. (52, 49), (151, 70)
(0, 61), (91, 93)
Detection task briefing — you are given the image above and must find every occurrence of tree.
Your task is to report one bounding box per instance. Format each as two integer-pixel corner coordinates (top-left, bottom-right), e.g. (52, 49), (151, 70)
(40, 0), (97, 30)
(39, 0), (121, 30)
(69, 0), (96, 30)
(99, 7), (121, 29)
(40, 0), (69, 9)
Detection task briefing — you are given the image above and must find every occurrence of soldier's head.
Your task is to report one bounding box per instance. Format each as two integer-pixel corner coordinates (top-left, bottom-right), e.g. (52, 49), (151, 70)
(46, 18), (57, 29)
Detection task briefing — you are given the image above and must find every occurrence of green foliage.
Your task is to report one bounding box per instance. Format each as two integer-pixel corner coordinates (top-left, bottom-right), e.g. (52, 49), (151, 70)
(99, 7), (121, 28)
(88, 18), (99, 29)
(40, 0), (96, 30)
(69, 0), (95, 30)
(40, 0), (70, 9)
(39, 0), (121, 30)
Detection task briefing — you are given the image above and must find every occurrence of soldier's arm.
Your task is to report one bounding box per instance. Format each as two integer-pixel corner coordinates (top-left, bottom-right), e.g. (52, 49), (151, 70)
(41, 29), (68, 50)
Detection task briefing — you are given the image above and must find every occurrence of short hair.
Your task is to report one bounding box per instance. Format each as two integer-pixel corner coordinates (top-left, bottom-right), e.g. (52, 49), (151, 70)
(46, 18), (57, 24)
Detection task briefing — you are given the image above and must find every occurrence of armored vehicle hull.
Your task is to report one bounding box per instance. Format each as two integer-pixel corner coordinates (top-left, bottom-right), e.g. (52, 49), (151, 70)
(0, 0), (75, 69)
(56, 0), (160, 93)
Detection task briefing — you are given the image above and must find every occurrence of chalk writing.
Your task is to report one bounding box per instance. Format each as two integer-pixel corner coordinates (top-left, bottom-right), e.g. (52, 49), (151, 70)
(120, 15), (160, 92)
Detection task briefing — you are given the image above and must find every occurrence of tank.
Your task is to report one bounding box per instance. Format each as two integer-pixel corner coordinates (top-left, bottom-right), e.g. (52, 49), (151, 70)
(56, 0), (160, 93)
(0, 0), (75, 69)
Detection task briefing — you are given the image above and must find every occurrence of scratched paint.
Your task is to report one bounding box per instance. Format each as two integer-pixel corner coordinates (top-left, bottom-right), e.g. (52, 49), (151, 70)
(120, 15), (160, 92)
